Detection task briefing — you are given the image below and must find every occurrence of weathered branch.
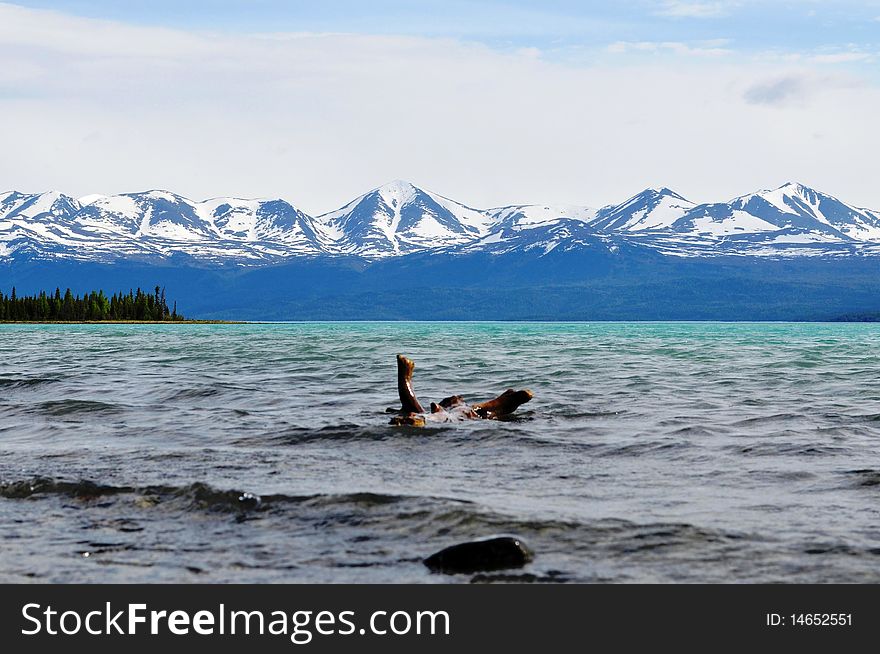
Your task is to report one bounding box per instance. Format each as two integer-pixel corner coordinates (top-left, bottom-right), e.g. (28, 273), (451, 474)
(472, 389), (534, 419)
(396, 354), (425, 414)
(391, 355), (533, 426)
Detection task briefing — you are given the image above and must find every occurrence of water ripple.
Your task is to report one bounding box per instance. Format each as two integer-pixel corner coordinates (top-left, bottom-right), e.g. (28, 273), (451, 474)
(2, 322), (880, 582)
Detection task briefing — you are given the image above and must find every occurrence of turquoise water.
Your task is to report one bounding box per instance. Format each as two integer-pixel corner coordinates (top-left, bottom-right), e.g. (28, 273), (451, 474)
(2, 322), (880, 582)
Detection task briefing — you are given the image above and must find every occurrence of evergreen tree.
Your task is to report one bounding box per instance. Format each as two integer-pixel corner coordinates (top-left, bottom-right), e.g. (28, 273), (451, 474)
(0, 287), (186, 321)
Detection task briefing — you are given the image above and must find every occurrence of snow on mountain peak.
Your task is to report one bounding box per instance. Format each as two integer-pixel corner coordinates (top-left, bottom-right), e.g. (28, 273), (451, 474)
(317, 180), (492, 256)
(375, 179), (419, 207)
(0, 190), (81, 220)
(667, 182), (880, 244)
(78, 194), (107, 207)
(3, 182), (880, 263)
(644, 186), (689, 201)
(141, 189), (184, 202)
(489, 204), (596, 231)
(776, 181), (818, 195)
(590, 187), (695, 232)
(735, 182), (816, 205)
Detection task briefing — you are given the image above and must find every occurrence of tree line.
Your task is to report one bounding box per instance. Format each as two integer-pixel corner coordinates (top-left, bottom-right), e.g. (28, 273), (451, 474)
(0, 286), (184, 322)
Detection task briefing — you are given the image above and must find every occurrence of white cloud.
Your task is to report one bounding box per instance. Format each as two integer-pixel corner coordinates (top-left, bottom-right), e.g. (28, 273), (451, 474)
(755, 48), (876, 66)
(607, 40), (732, 56)
(809, 52), (872, 64)
(1, 3), (879, 212)
(655, 2), (733, 18)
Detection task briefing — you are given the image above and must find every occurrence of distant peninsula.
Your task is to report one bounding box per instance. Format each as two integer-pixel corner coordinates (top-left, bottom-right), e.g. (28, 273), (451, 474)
(0, 286), (235, 323)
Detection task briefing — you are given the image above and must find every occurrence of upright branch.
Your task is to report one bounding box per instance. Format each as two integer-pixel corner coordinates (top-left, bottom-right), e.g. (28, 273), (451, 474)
(397, 354), (425, 414)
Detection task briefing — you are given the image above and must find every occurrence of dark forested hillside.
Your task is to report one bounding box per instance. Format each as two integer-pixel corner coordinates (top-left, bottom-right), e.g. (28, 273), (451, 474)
(3, 250), (880, 321)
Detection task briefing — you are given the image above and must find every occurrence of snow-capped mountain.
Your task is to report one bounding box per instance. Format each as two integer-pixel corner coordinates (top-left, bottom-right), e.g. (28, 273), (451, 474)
(0, 190), (94, 259)
(460, 218), (610, 256)
(3, 181), (880, 264)
(488, 204), (596, 231)
(316, 180), (492, 256)
(590, 188), (694, 232)
(1, 189), (328, 261)
(670, 182), (880, 241)
(202, 197), (323, 248)
(0, 190), (82, 223)
(76, 191), (217, 244)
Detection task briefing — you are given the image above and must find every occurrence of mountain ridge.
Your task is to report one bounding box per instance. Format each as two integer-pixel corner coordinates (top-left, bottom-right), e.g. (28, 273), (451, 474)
(3, 181), (880, 264)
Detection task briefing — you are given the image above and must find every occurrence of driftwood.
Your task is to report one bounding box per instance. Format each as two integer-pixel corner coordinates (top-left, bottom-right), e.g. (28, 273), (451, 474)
(390, 354), (533, 426)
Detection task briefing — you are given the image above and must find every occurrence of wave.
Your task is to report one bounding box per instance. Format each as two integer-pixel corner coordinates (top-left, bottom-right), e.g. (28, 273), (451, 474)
(0, 476), (468, 515)
(597, 440), (693, 458)
(0, 476), (726, 544)
(11, 475), (878, 582)
(33, 399), (123, 417)
(0, 377), (60, 389)
(242, 420), (536, 446)
(843, 469), (880, 488)
(163, 387), (223, 400)
(732, 442), (850, 457)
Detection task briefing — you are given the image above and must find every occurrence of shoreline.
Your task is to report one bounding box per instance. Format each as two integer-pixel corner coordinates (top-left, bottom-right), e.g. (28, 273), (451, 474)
(0, 320), (246, 324)
(2, 319), (880, 325)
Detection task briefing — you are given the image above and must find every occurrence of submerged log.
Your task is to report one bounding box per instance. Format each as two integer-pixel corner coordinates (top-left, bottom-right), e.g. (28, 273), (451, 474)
(390, 354), (533, 426)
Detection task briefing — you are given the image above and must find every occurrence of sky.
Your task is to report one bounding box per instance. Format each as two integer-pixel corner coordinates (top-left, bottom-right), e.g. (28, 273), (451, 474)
(1, 1), (879, 214)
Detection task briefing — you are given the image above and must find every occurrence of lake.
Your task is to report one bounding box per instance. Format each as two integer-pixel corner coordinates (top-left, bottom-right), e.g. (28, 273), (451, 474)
(2, 322), (880, 582)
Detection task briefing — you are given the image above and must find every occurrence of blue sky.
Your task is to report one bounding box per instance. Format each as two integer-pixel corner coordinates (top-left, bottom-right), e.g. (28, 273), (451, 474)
(12, 0), (880, 54)
(1, 1), (879, 211)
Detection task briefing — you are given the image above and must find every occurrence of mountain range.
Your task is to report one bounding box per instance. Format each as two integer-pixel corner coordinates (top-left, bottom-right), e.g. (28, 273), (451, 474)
(3, 180), (880, 264)
(4, 180), (880, 321)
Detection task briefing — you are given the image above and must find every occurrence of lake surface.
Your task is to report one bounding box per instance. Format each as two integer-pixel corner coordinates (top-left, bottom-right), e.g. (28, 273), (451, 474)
(2, 322), (880, 583)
